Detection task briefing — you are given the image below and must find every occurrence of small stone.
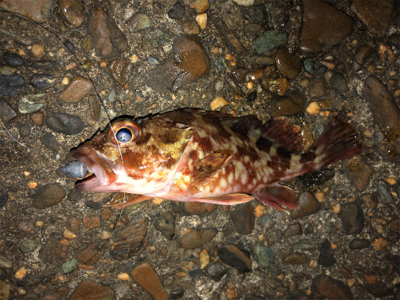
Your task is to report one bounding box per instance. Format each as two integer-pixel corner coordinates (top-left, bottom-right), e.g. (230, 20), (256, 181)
(361, 193), (378, 209)
(303, 57), (315, 74)
(253, 29), (287, 54)
(60, 76), (94, 102)
(179, 228), (217, 249)
(284, 223), (302, 237)
(128, 13), (151, 32)
(0, 74), (25, 96)
(275, 48), (301, 79)
(0, 65), (17, 76)
(168, 2), (185, 20)
(291, 192), (321, 219)
(250, 246), (275, 268)
(377, 181), (394, 204)
(33, 183), (66, 209)
(63, 229), (76, 239)
(309, 78), (326, 98)
(30, 60), (56, 70)
(254, 56), (275, 65)
(349, 238), (370, 249)
(366, 281), (390, 297)
(230, 202), (254, 234)
(373, 238), (387, 251)
(210, 96), (228, 110)
(347, 155), (373, 192)
(306, 101), (320, 114)
(231, 68), (248, 82)
(30, 74), (56, 89)
(190, 0), (209, 13)
(62, 259), (77, 273)
(82, 216), (101, 229)
(389, 219), (400, 233)
(69, 280), (114, 300)
(338, 264), (353, 279)
(39, 237), (68, 264)
(183, 21), (200, 34)
(46, 113), (84, 135)
(283, 253), (307, 265)
(107, 60), (133, 85)
(59, 0), (84, 27)
(207, 264), (227, 281)
(154, 211), (176, 240)
(0, 194), (8, 208)
(254, 204), (265, 217)
(364, 274), (376, 284)
(172, 202), (216, 216)
(233, 0), (254, 7)
(15, 267), (26, 279)
(0, 0), (54, 23)
(311, 275), (353, 299)
(338, 204), (363, 234)
(218, 245), (251, 272)
(271, 90), (306, 117)
(330, 73), (348, 93)
(118, 273), (130, 281)
(131, 262), (168, 300)
(317, 239), (336, 267)
(20, 239), (40, 253)
(200, 249), (209, 269)
(3, 52), (24, 67)
(19, 94), (44, 114)
(0, 253), (12, 268)
(196, 13), (207, 30)
(353, 45), (371, 70)
(41, 132), (61, 152)
(77, 243), (101, 265)
(293, 239), (318, 252)
(246, 68), (264, 82)
(30, 112), (44, 125)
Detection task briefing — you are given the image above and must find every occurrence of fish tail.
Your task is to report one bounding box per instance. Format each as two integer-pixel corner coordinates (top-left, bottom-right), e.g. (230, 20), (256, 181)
(306, 115), (363, 170)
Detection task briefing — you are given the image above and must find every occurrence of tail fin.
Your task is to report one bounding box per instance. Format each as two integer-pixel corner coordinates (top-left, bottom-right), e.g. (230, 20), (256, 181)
(309, 115), (363, 169)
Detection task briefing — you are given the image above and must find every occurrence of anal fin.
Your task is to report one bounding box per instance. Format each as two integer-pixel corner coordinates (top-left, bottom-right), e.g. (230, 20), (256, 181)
(103, 193), (152, 209)
(254, 184), (298, 211)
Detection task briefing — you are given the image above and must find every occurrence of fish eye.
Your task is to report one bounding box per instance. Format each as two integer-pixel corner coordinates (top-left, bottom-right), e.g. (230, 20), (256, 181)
(116, 128), (133, 143)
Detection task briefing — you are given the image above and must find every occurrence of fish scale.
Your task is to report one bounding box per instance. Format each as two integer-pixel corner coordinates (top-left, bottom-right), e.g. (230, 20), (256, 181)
(69, 108), (362, 210)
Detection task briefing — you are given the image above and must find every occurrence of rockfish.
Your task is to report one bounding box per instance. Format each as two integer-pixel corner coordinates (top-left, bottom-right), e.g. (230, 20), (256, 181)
(69, 109), (362, 210)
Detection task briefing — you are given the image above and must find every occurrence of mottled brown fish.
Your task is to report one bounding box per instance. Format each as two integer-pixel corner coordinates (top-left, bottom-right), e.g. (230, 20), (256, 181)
(70, 109), (362, 210)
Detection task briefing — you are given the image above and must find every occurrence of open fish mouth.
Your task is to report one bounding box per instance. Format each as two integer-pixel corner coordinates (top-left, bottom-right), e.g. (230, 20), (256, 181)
(61, 145), (118, 192)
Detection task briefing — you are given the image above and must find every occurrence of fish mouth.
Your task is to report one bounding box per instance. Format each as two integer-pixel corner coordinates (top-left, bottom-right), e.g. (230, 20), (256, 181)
(70, 145), (118, 192)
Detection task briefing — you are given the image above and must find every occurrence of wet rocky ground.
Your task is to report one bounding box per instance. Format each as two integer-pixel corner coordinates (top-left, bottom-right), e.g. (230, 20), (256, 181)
(0, 0), (400, 299)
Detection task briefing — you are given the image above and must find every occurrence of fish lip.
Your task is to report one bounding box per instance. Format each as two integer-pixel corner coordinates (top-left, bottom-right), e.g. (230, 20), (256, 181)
(70, 145), (117, 191)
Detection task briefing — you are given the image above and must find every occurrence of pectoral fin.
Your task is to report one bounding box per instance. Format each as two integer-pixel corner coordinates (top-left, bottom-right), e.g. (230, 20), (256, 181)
(103, 193), (152, 209)
(192, 193), (254, 205)
(254, 184), (298, 211)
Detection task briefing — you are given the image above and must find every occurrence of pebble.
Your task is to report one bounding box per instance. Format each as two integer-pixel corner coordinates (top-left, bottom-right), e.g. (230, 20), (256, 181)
(253, 29), (287, 55)
(183, 21), (200, 34)
(15, 267), (26, 279)
(275, 48), (301, 79)
(329, 73), (348, 93)
(179, 228), (217, 249)
(0, 194), (8, 208)
(77, 243), (102, 265)
(168, 2), (185, 20)
(0, 0), (54, 23)
(30, 59), (57, 70)
(172, 201), (217, 216)
(284, 223), (302, 237)
(389, 33), (400, 49)
(18, 94), (44, 114)
(271, 90), (305, 117)
(30, 74), (56, 89)
(351, 0), (394, 37)
(377, 180), (394, 204)
(69, 280), (114, 300)
(303, 57), (315, 74)
(306, 101), (320, 114)
(346, 155), (373, 192)
(82, 216), (101, 229)
(20, 238), (40, 253)
(245, 68), (264, 82)
(300, 0), (353, 53)
(143, 28), (174, 49)
(200, 249), (209, 269)
(131, 262), (168, 300)
(233, 0), (254, 6)
(250, 246), (275, 268)
(40, 132), (61, 152)
(114, 283), (130, 299)
(39, 237), (68, 264)
(389, 219), (400, 233)
(46, 113), (84, 135)
(109, 217), (149, 260)
(88, 95), (101, 121)
(88, 7), (128, 58)
(373, 237), (388, 251)
(283, 253), (307, 265)
(0, 65), (17, 76)
(60, 76), (94, 102)
(291, 192), (321, 219)
(218, 245), (251, 272)
(311, 275), (353, 299)
(32, 183), (66, 209)
(309, 78), (326, 98)
(196, 13), (207, 30)
(0, 253), (12, 268)
(207, 263), (227, 281)
(3, 52), (25, 67)
(231, 68), (248, 82)
(0, 74), (25, 96)
(349, 238), (370, 249)
(317, 239), (336, 267)
(293, 239), (318, 252)
(210, 96), (228, 110)
(230, 202), (254, 234)
(190, 0), (209, 13)
(128, 13), (151, 32)
(107, 60), (133, 85)
(353, 45), (371, 71)
(338, 204), (363, 235)
(154, 211), (176, 240)
(254, 56), (275, 65)
(245, 91), (257, 102)
(366, 281), (390, 297)
(62, 259), (77, 273)
(361, 193), (378, 209)
(59, 0), (84, 27)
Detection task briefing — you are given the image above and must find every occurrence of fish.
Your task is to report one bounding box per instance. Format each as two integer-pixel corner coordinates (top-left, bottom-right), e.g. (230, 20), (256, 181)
(69, 108), (362, 210)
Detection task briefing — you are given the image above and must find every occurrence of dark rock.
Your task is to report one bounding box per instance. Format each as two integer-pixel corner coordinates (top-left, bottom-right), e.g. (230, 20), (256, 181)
(77, 243), (102, 266)
(366, 281), (391, 297)
(351, 0), (394, 37)
(128, 13), (151, 32)
(179, 228), (217, 249)
(349, 238), (370, 249)
(3, 52), (24, 67)
(0, 194), (8, 208)
(82, 216), (101, 229)
(232, 68), (249, 82)
(258, 213), (275, 229)
(30, 74), (56, 89)
(39, 237), (68, 264)
(330, 73), (348, 93)
(168, 2), (185, 20)
(303, 57), (315, 74)
(33, 183), (66, 209)
(311, 275), (353, 299)
(284, 223), (302, 237)
(240, 4), (267, 24)
(361, 193), (378, 209)
(0, 74), (25, 96)
(293, 239), (318, 252)
(207, 263), (227, 281)
(46, 113), (84, 135)
(377, 180), (394, 204)
(0, 99), (17, 121)
(354, 45), (371, 67)
(109, 217), (149, 260)
(218, 244), (251, 272)
(88, 95), (101, 121)
(170, 289), (185, 299)
(155, 211), (176, 240)
(297, 169), (335, 187)
(107, 60), (133, 85)
(253, 29), (287, 54)
(317, 239), (336, 267)
(317, 66), (328, 74)
(19, 124), (31, 138)
(389, 219), (400, 233)
(275, 48), (301, 79)
(291, 192), (321, 219)
(271, 90), (306, 117)
(40, 133), (61, 152)
(172, 201), (217, 216)
(245, 91), (257, 103)
(309, 78), (326, 98)
(338, 264), (353, 279)
(69, 280), (114, 300)
(346, 155), (373, 192)
(300, 0), (353, 53)
(30, 60), (57, 69)
(230, 202), (254, 234)
(250, 246), (275, 268)
(254, 56), (275, 65)
(389, 33), (400, 49)
(59, 0), (84, 27)
(131, 262), (168, 300)
(88, 7), (128, 58)
(283, 253), (307, 265)
(338, 203), (363, 235)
